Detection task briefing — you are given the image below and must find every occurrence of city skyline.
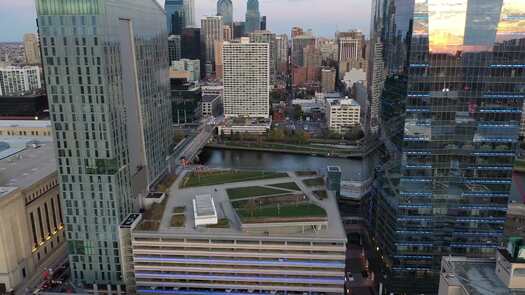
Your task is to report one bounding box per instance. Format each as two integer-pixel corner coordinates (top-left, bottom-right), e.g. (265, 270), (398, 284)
(0, 0), (371, 42)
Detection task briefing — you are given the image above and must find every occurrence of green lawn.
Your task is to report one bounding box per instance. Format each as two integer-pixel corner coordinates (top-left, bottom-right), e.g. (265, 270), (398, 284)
(227, 186), (289, 200)
(268, 182), (301, 191)
(303, 177), (325, 187)
(236, 203), (327, 222)
(181, 170), (288, 188)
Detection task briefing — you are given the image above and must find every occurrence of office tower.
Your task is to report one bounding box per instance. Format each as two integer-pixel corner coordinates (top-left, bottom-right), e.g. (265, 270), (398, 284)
(201, 16), (224, 74)
(303, 44), (322, 81)
(217, 0), (233, 26)
(275, 34), (288, 73)
(223, 39), (269, 118)
(23, 33), (41, 65)
(318, 38), (338, 63)
(36, 0), (173, 285)
(165, 0), (185, 35)
(371, 1), (525, 293)
(291, 26), (304, 38)
(0, 66), (41, 96)
(184, 0), (195, 27)
(321, 68), (336, 93)
(223, 25), (233, 41)
(249, 30), (276, 79)
(233, 21), (245, 38)
(168, 35), (182, 64)
(245, 0), (261, 34)
(260, 16), (267, 30)
(214, 41), (224, 79)
(336, 31), (364, 62)
(367, 38), (383, 135)
(181, 27), (201, 60)
(0, 143), (65, 294)
(292, 34), (316, 67)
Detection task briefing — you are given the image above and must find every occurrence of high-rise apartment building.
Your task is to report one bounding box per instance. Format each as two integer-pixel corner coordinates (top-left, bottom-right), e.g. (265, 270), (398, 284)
(223, 25), (233, 41)
(36, 0), (173, 285)
(291, 34), (316, 67)
(371, 1), (525, 293)
(336, 31), (364, 62)
(275, 34), (289, 73)
(168, 35), (182, 64)
(217, 0), (233, 26)
(23, 33), (41, 65)
(250, 30), (277, 79)
(201, 16), (224, 74)
(223, 39), (269, 118)
(245, 0), (261, 34)
(0, 66), (41, 96)
(321, 68), (336, 93)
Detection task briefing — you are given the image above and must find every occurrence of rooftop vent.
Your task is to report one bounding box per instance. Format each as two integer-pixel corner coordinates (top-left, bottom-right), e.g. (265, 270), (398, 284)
(193, 194), (218, 227)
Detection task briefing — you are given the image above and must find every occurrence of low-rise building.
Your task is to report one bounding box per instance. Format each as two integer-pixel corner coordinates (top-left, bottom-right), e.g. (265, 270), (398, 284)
(0, 120), (52, 137)
(439, 246), (525, 295)
(218, 117), (272, 135)
(119, 169), (346, 294)
(170, 59), (200, 82)
(326, 98), (361, 133)
(0, 66), (42, 96)
(0, 143), (65, 293)
(201, 94), (222, 118)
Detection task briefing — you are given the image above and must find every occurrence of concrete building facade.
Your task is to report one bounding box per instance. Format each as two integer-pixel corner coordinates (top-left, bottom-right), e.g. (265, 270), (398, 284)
(326, 98), (361, 133)
(201, 16), (224, 75)
(23, 33), (41, 65)
(223, 39), (270, 118)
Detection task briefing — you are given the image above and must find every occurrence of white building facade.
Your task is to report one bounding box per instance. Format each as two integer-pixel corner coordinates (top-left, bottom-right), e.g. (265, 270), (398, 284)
(0, 66), (41, 96)
(223, 39), (270, 118)
(326, 98), (361, 133)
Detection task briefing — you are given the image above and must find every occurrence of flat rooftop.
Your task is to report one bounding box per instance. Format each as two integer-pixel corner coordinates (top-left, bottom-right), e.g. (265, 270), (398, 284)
(0, 120), (51, 128)
(442, 256), (525, 295)
(0, 142), (56, 198)
(202, 94), (220, 103)
(135, 169), (347, 242)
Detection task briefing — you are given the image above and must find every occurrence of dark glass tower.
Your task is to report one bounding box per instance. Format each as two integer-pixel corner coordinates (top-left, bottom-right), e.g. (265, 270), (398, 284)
(217, 0), (233, 26)
(165, 0), (185, 35)
(245, 0), (260, 34)
(371, 0), (525, 293)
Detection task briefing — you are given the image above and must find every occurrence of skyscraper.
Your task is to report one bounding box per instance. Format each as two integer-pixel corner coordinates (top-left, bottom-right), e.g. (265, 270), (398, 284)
(201, 16), (224, 75)
(165, 0), (185, 35)
(371, 0), (525, 293)
(168, 35), (182, 64)
(181, 27), (201, 60)
(36, 0), (173, 285)
(184, 0), (195, 27)
(249, 30), (277, 80)
(291, 26), (304, 38)
(245, 0), (261, 34)
(291, 33), (316, 67)
(275, 34), (289, 73)
(223, 38), (269, 118)
(217, 0), (233, 26)
(23, 33), (41, 65)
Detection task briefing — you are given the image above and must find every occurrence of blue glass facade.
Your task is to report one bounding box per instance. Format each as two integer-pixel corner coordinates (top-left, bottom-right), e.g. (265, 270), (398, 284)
(244, 0), (260, 34)
(165, 0), (185, 35)
(372, 0), (525, 292)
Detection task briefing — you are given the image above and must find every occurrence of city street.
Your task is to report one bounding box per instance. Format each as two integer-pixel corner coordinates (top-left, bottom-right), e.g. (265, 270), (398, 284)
(346, 237), (375, 295)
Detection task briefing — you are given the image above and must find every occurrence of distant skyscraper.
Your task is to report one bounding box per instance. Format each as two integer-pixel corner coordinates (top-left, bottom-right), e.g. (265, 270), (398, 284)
(184, 0), (195, 27)
(291, 26), (304, 38)
(292, 34), (315, 67)
(233, 21), (245, 38)
(165, 0), (185, 34)
(201, 16), (224, 74)
(23, 33), (41, 65)
(260, 16), (267, 30)
(321, 68), (336, 93)
(371, 0), (525, 293)
(168, 35), (182, 64)
(36, 0), (173, 285)
(223, 38), (269, 118)
(245, 0), (261, 34)
(223, 25), (233, 41)
(181, 27), (201, 60)
(250, 30), (276, 79)
(275, 34), (289, 73)
(217, 0), (233, 26)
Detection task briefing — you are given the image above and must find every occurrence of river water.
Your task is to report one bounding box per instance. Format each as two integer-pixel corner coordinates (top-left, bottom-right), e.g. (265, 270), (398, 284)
(199, 148), (377, 181)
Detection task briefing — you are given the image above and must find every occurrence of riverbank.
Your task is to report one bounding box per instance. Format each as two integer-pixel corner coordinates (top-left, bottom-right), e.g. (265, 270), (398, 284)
(206, 142), (366, 158)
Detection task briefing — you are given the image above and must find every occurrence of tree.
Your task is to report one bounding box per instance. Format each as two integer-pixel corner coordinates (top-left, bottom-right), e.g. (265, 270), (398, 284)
(344, 127), (364, 141)
(268, 128), (286, 142)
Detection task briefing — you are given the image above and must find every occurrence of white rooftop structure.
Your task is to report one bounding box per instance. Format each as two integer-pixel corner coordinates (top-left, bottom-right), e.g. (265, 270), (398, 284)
(0, 120), (51, 128)
(193, 194), (218, 227)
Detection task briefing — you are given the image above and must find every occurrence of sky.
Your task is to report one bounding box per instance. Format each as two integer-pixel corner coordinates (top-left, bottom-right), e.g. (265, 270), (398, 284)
(0, 0), (371, 42)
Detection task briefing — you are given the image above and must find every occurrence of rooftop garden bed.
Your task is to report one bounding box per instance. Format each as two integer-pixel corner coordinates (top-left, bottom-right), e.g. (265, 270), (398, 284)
(170, 214), (185, 227)
(236, 202), (327, 224)
(227, 186), (289, 200)
(136, 199), (168, 231)
(173, 206), (186, 214)
(207, 218), (230, 228)
(303, 177), (325, 187)
(181, 170), (288, 188)
(268, 182), (301, 191)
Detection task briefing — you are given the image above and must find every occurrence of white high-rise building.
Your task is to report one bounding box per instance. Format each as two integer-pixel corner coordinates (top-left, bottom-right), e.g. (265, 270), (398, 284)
(0, 66), (41, 96)
(223, 39), (269, 118)
(326, 97), (361, 133)
(184, 0), (195, 27)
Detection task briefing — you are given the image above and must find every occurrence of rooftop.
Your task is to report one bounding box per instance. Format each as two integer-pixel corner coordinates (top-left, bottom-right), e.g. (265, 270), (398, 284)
(0, 120), (51, 128)
(0, 142), (56, 198)
(134, 169), (346, 242)
(202, 94), (221, 103)
(441, 255), (525, 295)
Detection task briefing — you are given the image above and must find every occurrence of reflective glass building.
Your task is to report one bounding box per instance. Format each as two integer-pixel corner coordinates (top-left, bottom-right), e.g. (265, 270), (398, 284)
(245, 0), (261, 34)
(36, 0), (172, 286)
(217, 0), (233, 27)
(371, 0), (525, 292)
(165, 0), (185, 35)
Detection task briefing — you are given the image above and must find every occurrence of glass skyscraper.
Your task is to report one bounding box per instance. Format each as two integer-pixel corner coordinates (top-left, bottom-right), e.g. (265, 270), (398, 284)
(371, 0), (525, 293)
(245, 0), (261, 34)
(217, 0), (233, 27)
(165, 0), (185, 35)
(36, 0), (172, 286)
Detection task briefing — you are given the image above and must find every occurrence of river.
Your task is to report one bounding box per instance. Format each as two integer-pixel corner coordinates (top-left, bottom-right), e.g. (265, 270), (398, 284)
(198, 148), (377, 181)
